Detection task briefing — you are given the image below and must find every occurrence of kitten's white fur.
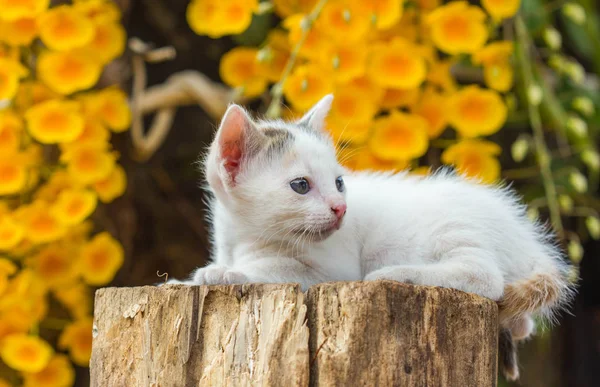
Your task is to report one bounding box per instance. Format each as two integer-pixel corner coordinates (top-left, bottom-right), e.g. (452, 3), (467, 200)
(174, 95), (572, 340)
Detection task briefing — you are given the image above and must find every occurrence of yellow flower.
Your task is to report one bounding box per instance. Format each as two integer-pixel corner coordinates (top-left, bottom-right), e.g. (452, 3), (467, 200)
(0, 272), (48, 336)
(426, 1), (488, 54)
(0, 258), (16, 275)
(0, 0), (48, 21)
(25, 99), (84, 144)
(186, 0), (258, 38)
(380, 87), (420, 110)
(327, 120), (371, 145)
(375, 8), (418, 43)
(37, 50), (102, 95)
(483, 63), (513, 92)
(318, 1), (371, 43)
(23, 354), (75, 387)
(413, 88), (450, 139)
(328, 84), (378, 126)
(441, 139), (502, 184)
(472, 42), (514, 92)
(53, 281), (91, 319)
(427, 58), (457, 92)
(35, 170), (82, 203)
(0, 215), (24, 250)
(368, 39), (426, 89)
(14, 201), (66, 244)
(370, 111), (429, 161)
(283, 64), (334, 111)
(482, 0), (521, 20)
(0, 153), (30, 196)
(61, 119), (110, 151)
(345, 76), (384, 105)
(472, 41), (514, 65)
(74, 0), (122, 23)
(15, 80), (60, 111)
(80, 232), (123, 285)
(59, 318), (92, 366)
(0, 257), (17, 295)
(0, 58), (28, 100)
(39, 5), (94, 51)
(26, 243), (80, 288)
(51, 189), (97, 226)
(219, 47), (268, 98)
(284, 14), (331, 60)
(256, 31), (290, 82)
(0, 16), (38, 46)
(84, 20), (126, 64)
(0, 110), (23, 154)
(342, 147), (410, 172)
(273, 0), (317, 17)
(355, 0), (404, 29)
(448, 85), (507, 137)
(318, 42), (367, 83)
(63, 220), (93, 245)
(0, 334), (53, 373)
(418, 0), (441, 12)
(80, 88), (131, 132)
(93, 164), (127, 203)
(62, 144), (117, 184)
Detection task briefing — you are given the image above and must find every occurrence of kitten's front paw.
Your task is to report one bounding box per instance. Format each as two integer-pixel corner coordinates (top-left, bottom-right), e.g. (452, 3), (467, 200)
(191, 265), (248, 285)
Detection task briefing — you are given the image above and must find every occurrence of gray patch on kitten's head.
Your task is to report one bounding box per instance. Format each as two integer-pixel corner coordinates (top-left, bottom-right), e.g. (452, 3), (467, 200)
(260, 127), (295, 158)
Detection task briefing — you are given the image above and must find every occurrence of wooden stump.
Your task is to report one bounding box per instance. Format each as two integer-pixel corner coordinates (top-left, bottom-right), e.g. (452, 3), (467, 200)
(307, 281), (498, 387)
(91, 281), (498, 387)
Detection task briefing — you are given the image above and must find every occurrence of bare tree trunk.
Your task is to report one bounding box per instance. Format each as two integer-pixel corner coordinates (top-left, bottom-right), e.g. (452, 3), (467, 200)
(91, 281), (498, 387)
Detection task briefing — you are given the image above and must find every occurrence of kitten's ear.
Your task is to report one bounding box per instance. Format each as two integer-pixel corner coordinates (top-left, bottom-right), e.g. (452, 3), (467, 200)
(296, 94), (333, 132)
(215, 104), (262, 183)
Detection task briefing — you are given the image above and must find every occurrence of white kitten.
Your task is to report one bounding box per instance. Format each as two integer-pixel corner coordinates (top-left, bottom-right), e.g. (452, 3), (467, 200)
(172, 95), (574, 380)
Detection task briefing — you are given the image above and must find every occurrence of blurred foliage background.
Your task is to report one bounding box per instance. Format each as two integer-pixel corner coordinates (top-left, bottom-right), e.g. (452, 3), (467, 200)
(0, 0), (599, 386)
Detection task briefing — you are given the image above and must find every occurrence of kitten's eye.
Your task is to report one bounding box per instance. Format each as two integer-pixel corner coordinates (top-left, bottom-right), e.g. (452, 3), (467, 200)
(290, 178), (310, 194)
(335, 176), (345, 192)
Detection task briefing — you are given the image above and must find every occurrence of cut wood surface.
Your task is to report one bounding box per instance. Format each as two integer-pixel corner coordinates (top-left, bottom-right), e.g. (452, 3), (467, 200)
(91, 281), (498, 387)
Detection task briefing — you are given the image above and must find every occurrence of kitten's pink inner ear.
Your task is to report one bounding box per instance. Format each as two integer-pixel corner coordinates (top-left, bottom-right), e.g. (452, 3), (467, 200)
(218, 106), (249, 181)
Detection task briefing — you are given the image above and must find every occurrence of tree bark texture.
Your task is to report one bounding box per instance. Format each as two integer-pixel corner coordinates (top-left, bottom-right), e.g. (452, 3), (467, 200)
(91, 281), (498, 387)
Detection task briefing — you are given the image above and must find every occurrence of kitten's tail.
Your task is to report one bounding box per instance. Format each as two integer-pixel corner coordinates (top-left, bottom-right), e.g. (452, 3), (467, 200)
(497, 266), (575, 381)
(498, 269), (574, 324)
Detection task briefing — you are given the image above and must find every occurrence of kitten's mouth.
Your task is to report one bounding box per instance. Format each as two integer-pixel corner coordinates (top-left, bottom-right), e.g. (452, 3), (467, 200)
(292, 221), (340, 242)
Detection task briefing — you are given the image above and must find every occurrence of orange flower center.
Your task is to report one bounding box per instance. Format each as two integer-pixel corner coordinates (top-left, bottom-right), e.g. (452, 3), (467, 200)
(382, 55), (414, 78)
(30, 213), (58, 234)
(226, 4), (246, 23)
(0, 165), (18, 183)
(40, 253), (67, 277)
(0, 73), (9, 91)
(442, 16), (470, 41)
(57, 56), (86, 81)
(335, 97), (357, 118)
(51, 15), (79, 39)
(89, 250), (108, 271)
(67, 198), (85, 216)
(14, 18), (36, 33)
(93, 27), (109, 47)
(459, 96), (489, 122)
(383, 126), (414, 150)
(0, 229), (17, 240)
(16, 343), (41, 363)
(40, 111), (69, 134)
(458, 152), (483, 175)
(75, 152), (99, 172)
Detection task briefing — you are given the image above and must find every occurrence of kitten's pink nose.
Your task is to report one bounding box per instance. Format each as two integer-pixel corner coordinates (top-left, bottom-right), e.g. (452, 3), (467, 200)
(331, 203), (347, 220)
